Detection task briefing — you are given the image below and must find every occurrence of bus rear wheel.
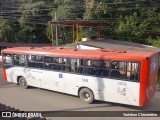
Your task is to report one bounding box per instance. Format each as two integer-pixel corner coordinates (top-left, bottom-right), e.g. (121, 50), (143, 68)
(19, 77), (28, 89)
(79, 88), (94, 104)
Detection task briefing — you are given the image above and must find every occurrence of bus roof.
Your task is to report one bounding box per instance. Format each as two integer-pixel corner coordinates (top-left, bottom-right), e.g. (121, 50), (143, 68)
(2, 47), (157, 61)
(78, 38), (160, 52)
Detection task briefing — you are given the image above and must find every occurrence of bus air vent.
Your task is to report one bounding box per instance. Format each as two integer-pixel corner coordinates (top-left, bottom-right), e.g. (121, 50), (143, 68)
(117, 51), (127, 53)
(74, 49), (78, 51)
(42, 46), (52, 49)
(101, 49), (117, 52)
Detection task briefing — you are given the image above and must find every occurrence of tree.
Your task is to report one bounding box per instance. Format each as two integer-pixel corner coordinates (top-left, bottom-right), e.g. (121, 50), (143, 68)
(52, 0), (83, 20)
(0, 0), (160, 47)
(14, 25), (35, 43)
(19, 1), (50, 25)
(18, 1), (52, 43)
(117, 12), (149, 43)
(83, 0), (108, 20)
(48, 0), (84, 45)
(0, 19), (14, 42)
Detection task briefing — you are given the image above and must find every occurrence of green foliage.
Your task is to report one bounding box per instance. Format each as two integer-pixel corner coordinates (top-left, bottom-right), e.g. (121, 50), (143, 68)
(53, 4), (71, 20)
(46, 24), (52, 41)
(0, 19), (14, 42)
(19, 1), (49, 25)
(147, 36), (160, 48)
(16, 0), (52, 43)
(57, 27), (73, 44)
(14, 25), (35, 43)
(0, 0), (160, 46)
(52, 0), (83, 20)
(117, 12), (150, 43)
(84, 0), (108, 20)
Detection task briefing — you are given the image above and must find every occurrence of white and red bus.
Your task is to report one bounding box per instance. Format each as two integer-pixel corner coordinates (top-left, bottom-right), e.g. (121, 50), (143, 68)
(1, 47), (159, 106)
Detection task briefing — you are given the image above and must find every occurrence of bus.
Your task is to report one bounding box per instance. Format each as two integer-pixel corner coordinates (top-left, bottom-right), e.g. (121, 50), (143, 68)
(1, 47), (159, 106)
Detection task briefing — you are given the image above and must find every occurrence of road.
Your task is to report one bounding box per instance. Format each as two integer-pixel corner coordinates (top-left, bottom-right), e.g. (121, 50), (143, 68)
(0, 69), (160, 120)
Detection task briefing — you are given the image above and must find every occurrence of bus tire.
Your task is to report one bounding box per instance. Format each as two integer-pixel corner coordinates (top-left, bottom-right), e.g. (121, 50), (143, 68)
(79, 88), (94, 104)
(19, 77), (28, 89)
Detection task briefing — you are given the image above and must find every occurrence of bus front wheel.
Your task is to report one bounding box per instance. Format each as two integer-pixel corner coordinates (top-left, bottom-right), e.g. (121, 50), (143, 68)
(79, 88), (94, 104)
(19, 77), (28, 89)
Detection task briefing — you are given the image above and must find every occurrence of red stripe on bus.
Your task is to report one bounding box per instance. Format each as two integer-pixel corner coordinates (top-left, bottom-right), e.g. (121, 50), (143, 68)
(2, 54), (7, 81)
(139, 59), (149, 107)
(2, 67), (7, 81)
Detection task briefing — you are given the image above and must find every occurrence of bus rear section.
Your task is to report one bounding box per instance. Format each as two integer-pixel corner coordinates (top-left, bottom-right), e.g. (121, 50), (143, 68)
(147, 53), (159, 103)
(139, 52), (159, 106)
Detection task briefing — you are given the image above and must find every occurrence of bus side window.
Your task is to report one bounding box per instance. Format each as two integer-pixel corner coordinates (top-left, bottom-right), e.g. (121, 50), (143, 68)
(13, 54), (20, 66)
(19, 55), (27, 66)
(119, 61), (128, 79)
(28, 55), (43, 69)
(63, 58), (71, 72)
(90, 60), (97, 76)
(77, 59), (83, 74)
(44, 56), (53, 70)
(52, 57), (62, 71)
(58, 58), (63, 71)
(84, 59), (92, 75)
(128, 62), (140, 81)
(3, 53), (12, 68)
(70, 59), (77, 73)
(97, 60), (110, 77)
(111, 61), (120, 79)
(13, 54), (27, 66)
(28, 55), (35, 67)
(110, 61), (140, 82)
(111, 61), (131, 79)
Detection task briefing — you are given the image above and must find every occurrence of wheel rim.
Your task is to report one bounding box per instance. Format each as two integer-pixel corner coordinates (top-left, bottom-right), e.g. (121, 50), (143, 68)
(21, 79), (26, 87)
(84, 92), (90, 100)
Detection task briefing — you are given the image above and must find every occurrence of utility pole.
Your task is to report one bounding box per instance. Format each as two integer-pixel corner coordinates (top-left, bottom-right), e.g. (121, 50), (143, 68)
(55, 12), (58, 46)
(51, 20), (54, 47)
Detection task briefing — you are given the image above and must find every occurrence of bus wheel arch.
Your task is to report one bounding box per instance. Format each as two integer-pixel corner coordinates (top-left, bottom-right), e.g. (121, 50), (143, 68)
(17, 76), (23, 85)
(18, 76), (28, 89)
(78, 87), (94, 104)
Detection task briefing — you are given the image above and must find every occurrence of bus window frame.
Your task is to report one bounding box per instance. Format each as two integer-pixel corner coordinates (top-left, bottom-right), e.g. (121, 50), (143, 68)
(44, 56), (63, 72)
(3, 53), (13, 68)
(83, 58), (111, 78)
(27, 54), (44, 69)
(13, 54), (28, 67)
(111, 60), (141, 82)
